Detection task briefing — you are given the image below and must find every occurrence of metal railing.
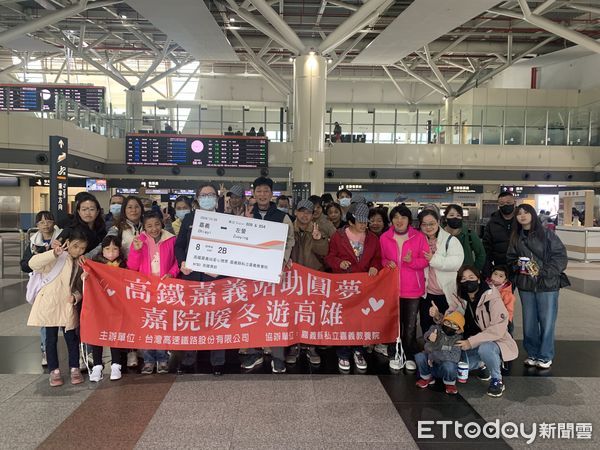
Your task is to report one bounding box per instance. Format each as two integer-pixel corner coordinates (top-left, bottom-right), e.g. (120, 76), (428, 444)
(0, 229), (26, 279)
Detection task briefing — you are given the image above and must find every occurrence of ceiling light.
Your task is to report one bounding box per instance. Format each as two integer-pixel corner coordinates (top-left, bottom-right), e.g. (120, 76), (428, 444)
(121, 14), (127, 19)
(227, 26), (241, 30)
(327, 58), (333, 64)
(289, 57), (294, 62)
(229, 17), (235, 22)
(309, 51), (316, 56)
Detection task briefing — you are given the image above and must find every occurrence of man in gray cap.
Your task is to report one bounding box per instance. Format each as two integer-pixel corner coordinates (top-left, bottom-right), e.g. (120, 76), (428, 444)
(286, 199), (328, 366)
(225, 184), (246, 216)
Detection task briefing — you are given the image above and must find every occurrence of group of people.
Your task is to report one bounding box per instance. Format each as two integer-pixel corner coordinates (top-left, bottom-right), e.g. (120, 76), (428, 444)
(21, 182), (569, 398)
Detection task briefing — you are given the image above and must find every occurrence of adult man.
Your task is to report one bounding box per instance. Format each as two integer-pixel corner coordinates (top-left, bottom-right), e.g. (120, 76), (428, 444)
(482, 191), (516, 277)
(336, 188), (352, 221)
(276, 195), (291, 214)
(286, 200), (328, 366)
(241, 177), (295, 373)
(104, 194), (124, 229)
(224, 184), (246, 216)
(308, 195), (336, 241)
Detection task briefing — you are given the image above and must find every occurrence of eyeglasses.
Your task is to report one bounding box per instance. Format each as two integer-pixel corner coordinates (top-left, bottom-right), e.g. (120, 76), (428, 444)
(421, 222), (437, 228)
(198, 193), (217, 199)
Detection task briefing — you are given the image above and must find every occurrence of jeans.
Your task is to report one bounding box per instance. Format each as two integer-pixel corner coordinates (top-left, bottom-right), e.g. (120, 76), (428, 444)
(40, 327), (46, 353)
(519, 290), (559, 362)
(143, 350), (169, 364)
(179, 350), (225, 367)
(389, 298), (420, 360)
(90, 345), (122, 366)
(419, 293), (448, 336)
(462, 341), (503, 380)
(336, 346), (365, 359)
(415, 351), (457, 385)
(246, 347), (285, 362)
(45, 327), (80, 372)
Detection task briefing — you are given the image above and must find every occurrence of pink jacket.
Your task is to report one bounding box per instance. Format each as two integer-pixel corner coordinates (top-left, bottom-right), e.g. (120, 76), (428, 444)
(127, 230), (179, 278)
(380, 227), (430, 298)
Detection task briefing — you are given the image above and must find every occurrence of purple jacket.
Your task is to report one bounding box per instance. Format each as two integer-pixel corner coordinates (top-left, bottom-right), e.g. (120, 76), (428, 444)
(380, 226), (430, 298)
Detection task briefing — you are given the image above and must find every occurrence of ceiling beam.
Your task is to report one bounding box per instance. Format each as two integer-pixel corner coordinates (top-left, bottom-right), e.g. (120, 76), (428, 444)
(568, 2), (600, 15)
(381, 65), (413, 105)
(423, 44), (453, 95)
(394, 61), (448, 96)
(139, 58), (194, 90)
(247, 0), (305, 53)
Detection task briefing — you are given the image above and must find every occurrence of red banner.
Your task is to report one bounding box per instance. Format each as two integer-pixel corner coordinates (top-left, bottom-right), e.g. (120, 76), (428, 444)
(80, 261), (399, 350)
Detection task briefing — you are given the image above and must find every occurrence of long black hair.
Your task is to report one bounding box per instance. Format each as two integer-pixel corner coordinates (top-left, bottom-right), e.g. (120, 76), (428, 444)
(510, 203), (544, 246)
(456, 265), (490, 301)
(114, 196), (145, 232)
(72, 193), (105, 233)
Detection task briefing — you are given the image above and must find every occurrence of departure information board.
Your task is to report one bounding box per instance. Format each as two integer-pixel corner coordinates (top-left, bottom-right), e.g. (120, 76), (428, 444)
(0, 84), (105, 112)
(126, 134), (269, 168)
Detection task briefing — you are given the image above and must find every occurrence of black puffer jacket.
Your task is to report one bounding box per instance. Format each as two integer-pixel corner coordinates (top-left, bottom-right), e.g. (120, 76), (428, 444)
(506, 228), (568, 292)
(482, 211), (514, 276)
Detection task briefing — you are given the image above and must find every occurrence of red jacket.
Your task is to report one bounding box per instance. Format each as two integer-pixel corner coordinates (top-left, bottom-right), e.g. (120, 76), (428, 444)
(325, 227), (382, 273)
(379, 226), (430, 298)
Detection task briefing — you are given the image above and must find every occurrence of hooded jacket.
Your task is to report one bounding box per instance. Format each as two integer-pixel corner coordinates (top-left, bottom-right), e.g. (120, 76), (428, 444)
(325, 227), (382, 273)
(506, 227), (568, 292)
(127, 230), (179, 278)
(20, 226), (62, 273)
(482, 210), (514, 275)
(451, 224), (486, 270)
(291, 221), (329, 271)
(379, 226), (430, 298)
(423, 324), (462, 364)
(425, 227), (464, 307)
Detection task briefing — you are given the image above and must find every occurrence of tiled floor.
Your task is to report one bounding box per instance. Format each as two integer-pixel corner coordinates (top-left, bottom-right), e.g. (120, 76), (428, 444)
(1, 264), (599, 449)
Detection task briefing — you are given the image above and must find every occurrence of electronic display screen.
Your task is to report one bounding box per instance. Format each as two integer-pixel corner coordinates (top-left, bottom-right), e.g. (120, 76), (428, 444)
(126, 133), (268, 168)
(0, 84), (105, 112)
(86, 179), (107, 191)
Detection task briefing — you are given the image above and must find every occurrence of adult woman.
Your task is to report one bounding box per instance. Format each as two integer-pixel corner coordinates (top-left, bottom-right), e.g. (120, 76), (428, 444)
(326, 203), (345, 229)
(418, 209), (464, 335)
(380, 205), (430, 371)
(325, 203), (382, 372)
(171, 196), (192, 236)
(433, 265), (517, 397)
(58, 193), (106, 255)
(175, 183), (226, 375)
(108, 196), (144, 259)
(368, 207), (390, 237)
(443, 204), (486, 271)
(506, 204), (568, 369)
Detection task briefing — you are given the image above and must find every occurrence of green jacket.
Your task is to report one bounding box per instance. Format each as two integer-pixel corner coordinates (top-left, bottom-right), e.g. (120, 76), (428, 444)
(454, 225), (486, 270)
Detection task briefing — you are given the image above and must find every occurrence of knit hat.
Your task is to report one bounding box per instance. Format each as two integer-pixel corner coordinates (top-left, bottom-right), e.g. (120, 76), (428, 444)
(351, 194), (367, 205)
(229, 184), (245, 198)
(351, 203), (370, 223)
(296, 199), (314, 212)
(443, 311), (465, 333)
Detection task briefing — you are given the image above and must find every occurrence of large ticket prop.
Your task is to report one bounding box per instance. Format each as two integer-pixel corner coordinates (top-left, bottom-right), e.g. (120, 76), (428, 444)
(80, 261), (399, 350)
(185, 210), (288, 283)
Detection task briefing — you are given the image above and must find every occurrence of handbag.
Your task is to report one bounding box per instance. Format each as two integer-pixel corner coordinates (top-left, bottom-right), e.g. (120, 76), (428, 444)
(25, 253), (67, 305)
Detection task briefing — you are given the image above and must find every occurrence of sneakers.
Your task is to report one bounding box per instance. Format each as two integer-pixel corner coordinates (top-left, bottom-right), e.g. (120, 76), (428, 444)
(353, 351), (367, 370)
(416, 377), (435, 388)
(536, 360), (552, 369)
(271, 359), (286, 374)
(389, 356), (405, 371)
(141, 362), (154, 375)
(338, 358), (351, 371)
(127, 351), (138, 368)
(285, 345), (300, 364)
(241, 354), (264, 370)
(445, 384), (458, 395)
(70, 368), (84, 385)
(524, 357), (537, 367)
(49, 369), (63, 387)
(110, 363), (122, 380)
(374, 344), (388, 357)
(476, 365), (491, 381)
(41, 351), (47, 367)
(89, 365), (103, 382)
(306, 347), (321, 365)
(157, 362), (169, 374)
(405, 360), (417, 371)
(487, 378), (505, 397)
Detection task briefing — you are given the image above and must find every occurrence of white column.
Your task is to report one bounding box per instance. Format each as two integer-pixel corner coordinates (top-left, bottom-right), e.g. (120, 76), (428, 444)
(125, 88), (143, 132)
(444, 96), (454, 144)
(292, 54), (326, 195)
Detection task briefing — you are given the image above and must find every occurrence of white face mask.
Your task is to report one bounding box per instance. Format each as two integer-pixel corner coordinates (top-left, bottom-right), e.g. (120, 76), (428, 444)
(175, 210), (190, 220)
(339, 198), (351, 208)
(199, 196), (217, 211)
(277, 207), (289, 214)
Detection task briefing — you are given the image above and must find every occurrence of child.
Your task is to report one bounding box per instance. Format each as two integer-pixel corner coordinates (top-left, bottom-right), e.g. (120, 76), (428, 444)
(487, 265), (515, 335)
(27, 230), (88, 387)
(415, 311), (465, 395)
(127, 211), (179, 374)
(83, 235), (128, 382)
(20, 211), (62, 367)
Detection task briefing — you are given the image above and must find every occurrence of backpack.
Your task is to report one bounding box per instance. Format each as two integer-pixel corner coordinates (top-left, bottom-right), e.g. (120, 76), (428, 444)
(25, 253), (68, 305)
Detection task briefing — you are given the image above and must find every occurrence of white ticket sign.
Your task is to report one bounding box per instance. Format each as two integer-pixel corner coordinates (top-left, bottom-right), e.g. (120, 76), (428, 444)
(185, 210), (289, 283)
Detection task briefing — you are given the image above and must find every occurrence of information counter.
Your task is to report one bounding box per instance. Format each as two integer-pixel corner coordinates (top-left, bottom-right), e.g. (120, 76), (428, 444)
(556, 226), (600, 262)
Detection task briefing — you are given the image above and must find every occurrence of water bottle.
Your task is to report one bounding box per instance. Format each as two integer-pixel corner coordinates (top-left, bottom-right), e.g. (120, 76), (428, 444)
(457, 361), (469, 383)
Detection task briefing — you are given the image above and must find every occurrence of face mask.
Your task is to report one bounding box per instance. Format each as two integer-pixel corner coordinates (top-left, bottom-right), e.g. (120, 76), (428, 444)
(175, 210), (190, 220)
(461, 280), (480, 294)
(446, 218), (463, 229)
(109, 204), (122, 216)
(442, 325), (457, 336)
(199, 196), (217, 211)
(500, 204), (515, 215)
(277, 207), (289, 214)
(339, 198), (351, 208)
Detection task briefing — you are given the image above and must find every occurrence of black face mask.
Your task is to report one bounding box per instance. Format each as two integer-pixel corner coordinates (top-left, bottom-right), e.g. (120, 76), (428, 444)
(442, 325), (457, 336)
(461, 280), (480, 294)
(446, 218), (463, 229)
(500, 204), (515, 215)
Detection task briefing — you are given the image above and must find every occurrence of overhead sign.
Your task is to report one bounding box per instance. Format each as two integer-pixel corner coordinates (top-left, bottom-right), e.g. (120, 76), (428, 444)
(0, 84), (105, 112)
(49, 136), (68, 224)
(501, 185), (524, 197)
(445, 185), (481, 193)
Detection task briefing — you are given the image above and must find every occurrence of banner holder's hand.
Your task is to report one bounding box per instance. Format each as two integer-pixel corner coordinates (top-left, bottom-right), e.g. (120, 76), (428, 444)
(180, 261), (193, 276)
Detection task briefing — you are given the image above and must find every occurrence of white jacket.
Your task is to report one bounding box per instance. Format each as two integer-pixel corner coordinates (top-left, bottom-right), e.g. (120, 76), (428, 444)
(425, 227), (465, 311)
